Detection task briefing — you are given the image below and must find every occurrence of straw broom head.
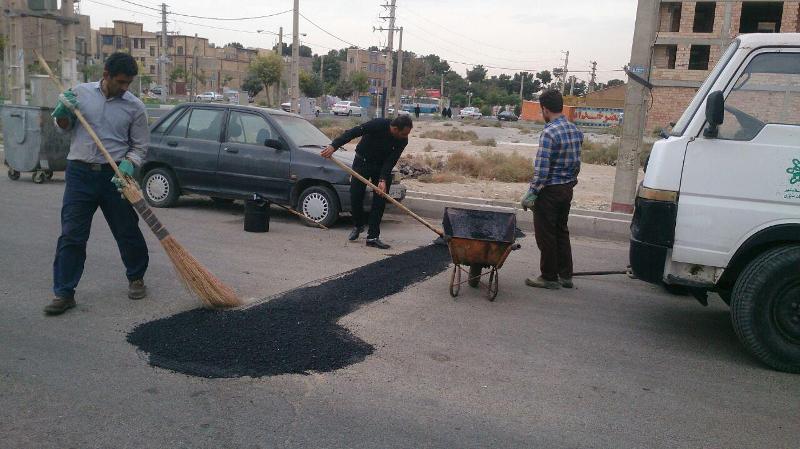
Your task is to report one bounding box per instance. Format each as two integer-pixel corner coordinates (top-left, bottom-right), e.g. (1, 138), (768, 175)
(122, 183), (241, 309)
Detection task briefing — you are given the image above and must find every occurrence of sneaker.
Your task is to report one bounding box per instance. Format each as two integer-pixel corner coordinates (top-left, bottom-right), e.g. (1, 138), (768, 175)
(525, 276), (561, 290)
(44, 296), (76, 315)
(560, 277), (574, 289)
(128, 279), (147, 300)
(348, 226), (364, 241)
(366, 238), (391, 250)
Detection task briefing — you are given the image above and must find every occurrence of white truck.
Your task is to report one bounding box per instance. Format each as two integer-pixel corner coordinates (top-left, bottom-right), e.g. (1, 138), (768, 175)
(630, 33), (800, 373)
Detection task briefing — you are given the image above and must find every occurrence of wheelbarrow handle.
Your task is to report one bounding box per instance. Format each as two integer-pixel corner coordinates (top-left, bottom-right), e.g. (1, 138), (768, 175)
(327, 156), (445, 237)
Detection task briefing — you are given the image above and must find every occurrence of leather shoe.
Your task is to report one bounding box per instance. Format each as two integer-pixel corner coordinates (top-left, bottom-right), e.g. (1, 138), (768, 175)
(525, 276), (561, 290)
(348, 226), (364, 241)
(129, 279), (147, 300)
(559, 277), (574, 289)
(44, 296), (76, 315)
(366, 238), (391, 249)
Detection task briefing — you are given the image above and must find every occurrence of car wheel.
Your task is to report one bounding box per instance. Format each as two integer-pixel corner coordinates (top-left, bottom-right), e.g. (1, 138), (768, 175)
(142, 167), (180, 208)
(298, 185), (339, 228)
(731, 245), (800, 373)
(347, 110), (352, 116)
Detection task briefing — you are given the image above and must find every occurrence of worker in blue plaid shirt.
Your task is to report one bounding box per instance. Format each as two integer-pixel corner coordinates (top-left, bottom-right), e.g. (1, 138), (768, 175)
(520, 89), (583, 290)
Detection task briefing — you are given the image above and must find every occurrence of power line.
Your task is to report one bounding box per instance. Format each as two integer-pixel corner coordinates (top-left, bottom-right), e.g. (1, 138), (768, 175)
(171, 8), (291, 22)
(85, 0), (161, 19)
(299, 12), (364, 50)
(117, 0), (161, 12)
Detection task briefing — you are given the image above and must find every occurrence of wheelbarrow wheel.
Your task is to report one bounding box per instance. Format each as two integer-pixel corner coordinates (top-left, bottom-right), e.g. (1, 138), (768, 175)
(486, 268), (499, 301)
(468, 265), (482, 288)
(7, 168), (20, 181)
(449, 264), (461, 298)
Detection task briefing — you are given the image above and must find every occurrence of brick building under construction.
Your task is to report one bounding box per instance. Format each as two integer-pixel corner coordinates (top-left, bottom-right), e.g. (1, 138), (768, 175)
(647, 0), (800, 130)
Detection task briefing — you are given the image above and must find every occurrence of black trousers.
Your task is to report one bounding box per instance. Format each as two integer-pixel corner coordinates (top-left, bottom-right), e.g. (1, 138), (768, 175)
(533, 181), (576, 281)
(350, 158), (392, 239)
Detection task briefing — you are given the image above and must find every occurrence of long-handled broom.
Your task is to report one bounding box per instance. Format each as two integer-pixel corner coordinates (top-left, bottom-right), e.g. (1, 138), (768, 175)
(35, 51), (240, 309)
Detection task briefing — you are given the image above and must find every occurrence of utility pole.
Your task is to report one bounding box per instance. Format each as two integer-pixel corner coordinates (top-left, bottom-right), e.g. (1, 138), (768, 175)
(393, 26), (403, 119)
(277, 26), (283, 104)
(569, 75), (575, 96)
(290, 0), (299, 113)
(159, 2), (168, 102)
(519, 71), (525, 103)
(191, 33), (198, 98)
(589, 61), (598, 92)
(379, 0), (396, 118)
(560, 51), (570, 93)
(7, 0), (26, 104)
(60, 0), (78, 88)
(611, 0), (659, 213)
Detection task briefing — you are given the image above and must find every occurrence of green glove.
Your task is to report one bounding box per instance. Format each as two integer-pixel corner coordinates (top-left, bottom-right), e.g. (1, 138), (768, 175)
(52, 89), (78, 121)
(111, 159), (135, 191)
(520, 190), (538, 212)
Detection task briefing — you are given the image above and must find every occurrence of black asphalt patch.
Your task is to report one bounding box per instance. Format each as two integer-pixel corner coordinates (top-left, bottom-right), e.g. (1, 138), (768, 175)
(127, 244), (452, 378)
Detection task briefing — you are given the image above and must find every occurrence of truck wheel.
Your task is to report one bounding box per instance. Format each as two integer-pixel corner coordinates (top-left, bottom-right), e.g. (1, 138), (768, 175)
(731, 245), (800, 373)
(142, 167), (180, 208)
(298, 185), (339, 228)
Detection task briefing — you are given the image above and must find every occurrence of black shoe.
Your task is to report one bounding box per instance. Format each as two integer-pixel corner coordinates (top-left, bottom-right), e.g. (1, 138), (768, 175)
(128, 279), (147, 300)
(348, 226), (364, 241)
(432, 236), (447, 246)
(44, 296), (76, 315)
(366, 238), (391, 249)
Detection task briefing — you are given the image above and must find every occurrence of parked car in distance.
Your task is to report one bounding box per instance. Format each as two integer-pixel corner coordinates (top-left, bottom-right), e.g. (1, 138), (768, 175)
(388, 107), (410, 116)
(150, 86), (163, 96)
(459, 107), (482, 119)
(196, 91), (223, 102)
(497, 111), (519, 121)
(138, 104), (406, 227)
(281, 102), (322, 116)
(332, 101), (363, 116)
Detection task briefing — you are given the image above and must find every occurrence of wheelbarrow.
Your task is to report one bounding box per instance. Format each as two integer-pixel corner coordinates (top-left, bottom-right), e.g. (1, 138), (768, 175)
(443, 207), (521, 301)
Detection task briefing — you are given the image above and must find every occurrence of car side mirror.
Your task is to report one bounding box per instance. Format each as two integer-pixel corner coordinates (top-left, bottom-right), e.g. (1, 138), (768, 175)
(704, 91), (725, 138)
(265, 138), (284, 150)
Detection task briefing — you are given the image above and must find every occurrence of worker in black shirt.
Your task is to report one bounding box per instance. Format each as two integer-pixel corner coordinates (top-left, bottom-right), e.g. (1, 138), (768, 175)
(321, 115), (413, 249)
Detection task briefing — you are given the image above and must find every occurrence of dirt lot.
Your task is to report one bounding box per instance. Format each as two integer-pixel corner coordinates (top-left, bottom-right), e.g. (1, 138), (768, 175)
(402, 120), (643, 211)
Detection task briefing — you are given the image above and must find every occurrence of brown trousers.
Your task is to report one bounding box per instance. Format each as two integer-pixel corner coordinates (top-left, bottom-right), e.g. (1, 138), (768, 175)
(533, 181), (576, 281)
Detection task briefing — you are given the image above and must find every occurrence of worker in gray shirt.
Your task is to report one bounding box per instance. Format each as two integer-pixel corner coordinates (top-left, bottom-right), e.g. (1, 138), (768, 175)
(44, 52), (150, 315)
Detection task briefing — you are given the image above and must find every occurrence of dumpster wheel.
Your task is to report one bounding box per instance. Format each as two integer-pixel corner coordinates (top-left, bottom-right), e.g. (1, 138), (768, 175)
(32, 171), (46, 184)
(7, 168), (20, 181)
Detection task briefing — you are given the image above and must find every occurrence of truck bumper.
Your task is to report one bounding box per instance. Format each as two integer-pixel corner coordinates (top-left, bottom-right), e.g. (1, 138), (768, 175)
(630, 238), (668, 284)
(629, 193), (678, 285)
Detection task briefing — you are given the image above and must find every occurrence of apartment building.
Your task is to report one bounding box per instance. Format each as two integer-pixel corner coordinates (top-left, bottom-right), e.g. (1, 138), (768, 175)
(344, 48), (390, 94)
(647, 0), (800, 130)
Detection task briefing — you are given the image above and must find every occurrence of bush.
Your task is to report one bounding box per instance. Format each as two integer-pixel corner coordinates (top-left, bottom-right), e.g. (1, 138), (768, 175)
(443, 122), (453, 127)
(444, 150), (533, 182)
(419, 128), (479, 141)
(581, 141), (652, 168)
(471, 138), (497, 147)
(319, 126), (347, 140)
(423, 143), (434, 152)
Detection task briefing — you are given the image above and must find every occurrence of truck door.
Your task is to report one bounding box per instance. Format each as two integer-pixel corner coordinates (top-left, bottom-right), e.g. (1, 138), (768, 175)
(674, 49), (800, 268)
(216, 110), (291, 201)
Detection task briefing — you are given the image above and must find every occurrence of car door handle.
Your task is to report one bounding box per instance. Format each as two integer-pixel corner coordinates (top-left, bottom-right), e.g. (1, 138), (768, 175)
(166, 141), (178, 147)
(224, 147), (238, 154)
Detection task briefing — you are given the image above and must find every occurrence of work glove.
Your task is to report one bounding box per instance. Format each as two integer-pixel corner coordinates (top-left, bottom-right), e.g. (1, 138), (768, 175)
(111, 159), (135, 194)
(520, 190), (538, 212)
(51, 89), (78, 121)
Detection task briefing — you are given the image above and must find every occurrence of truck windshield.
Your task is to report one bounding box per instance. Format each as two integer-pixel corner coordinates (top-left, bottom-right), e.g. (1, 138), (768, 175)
(671, 39), (740, 136)
(271, 115), (332, 148)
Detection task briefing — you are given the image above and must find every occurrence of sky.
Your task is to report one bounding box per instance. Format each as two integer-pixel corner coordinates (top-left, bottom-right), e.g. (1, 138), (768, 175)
(80, 0), (638, 83)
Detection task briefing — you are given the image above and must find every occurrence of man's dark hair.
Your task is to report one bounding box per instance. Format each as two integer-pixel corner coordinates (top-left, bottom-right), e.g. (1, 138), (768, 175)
(391, 115), (413, 130)
(539, 89), (563, 113)
(105, 52), (138, 77)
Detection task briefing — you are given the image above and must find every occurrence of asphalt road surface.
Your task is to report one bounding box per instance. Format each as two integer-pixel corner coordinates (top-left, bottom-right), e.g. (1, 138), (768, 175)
(1, 171), (798, 449)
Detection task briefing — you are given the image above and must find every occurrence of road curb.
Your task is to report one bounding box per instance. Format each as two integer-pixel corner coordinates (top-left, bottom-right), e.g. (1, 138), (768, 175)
(389, 192), (632, 242)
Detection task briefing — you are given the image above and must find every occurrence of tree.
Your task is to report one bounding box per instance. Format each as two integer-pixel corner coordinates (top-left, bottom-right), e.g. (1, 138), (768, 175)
(423, 54), (450, 75)
(81, 63), (103, 82)
(332, 78), (353, 99)
(349, 71), (369, 99)
(249, 53), (283, 106)
(312, 53), (341, 85)
(226, 42), (244, 49)
(274, 42), (312, 57)
(222, 74), (234, 87)
(606, 78), (625, 88)
(466, 65), (487, 83)
(299, 71), (324, 98)
(242, 73), (263, 98)
(536, 70), (553, 86)
(169, 66), (186, 83)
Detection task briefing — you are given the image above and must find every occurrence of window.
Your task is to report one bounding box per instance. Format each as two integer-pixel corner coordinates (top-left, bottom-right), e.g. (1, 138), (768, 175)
(717, 52), (800, 141)
(115, 37), (123, 49)
(271, 115), (331, 148)
(150, 65), (155, 74)
(160, 110), (188, 136)
(654, 44), (678, 69)
(693, 2), (716, 33)
(740, 2), (783, 33)
(186, 109), (225, 141)
(177, 46), (184, 56)
(140, 38), (146, 48)
(659, 2), (682, 32)
(226, 112), (274, 145)
(150, 46), (155, 57)
(688, 45), (711, 70)
(102, 35), (113, 45)
(133, 39), (139, 49)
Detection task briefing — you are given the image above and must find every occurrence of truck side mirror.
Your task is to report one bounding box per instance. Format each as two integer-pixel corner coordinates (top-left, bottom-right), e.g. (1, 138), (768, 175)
(704, 91), (725, 138)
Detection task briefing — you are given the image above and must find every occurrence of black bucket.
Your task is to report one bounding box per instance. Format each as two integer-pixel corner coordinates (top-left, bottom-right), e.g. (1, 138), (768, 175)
(244, 197), (270, 233)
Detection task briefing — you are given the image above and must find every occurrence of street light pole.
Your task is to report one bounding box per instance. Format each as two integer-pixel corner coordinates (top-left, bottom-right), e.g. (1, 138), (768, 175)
(291, 0), (300, 113)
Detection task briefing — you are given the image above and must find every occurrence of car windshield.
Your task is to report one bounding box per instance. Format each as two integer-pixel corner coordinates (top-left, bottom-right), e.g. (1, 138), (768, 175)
(271, 115), (331, 147)
(335, 102), (348, 106)
(671, 39), (739, 136)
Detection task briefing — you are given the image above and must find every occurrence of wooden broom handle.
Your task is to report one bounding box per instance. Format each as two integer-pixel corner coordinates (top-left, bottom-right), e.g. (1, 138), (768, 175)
(33, 50), (125, 181)
(328, 155), (444, 237)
